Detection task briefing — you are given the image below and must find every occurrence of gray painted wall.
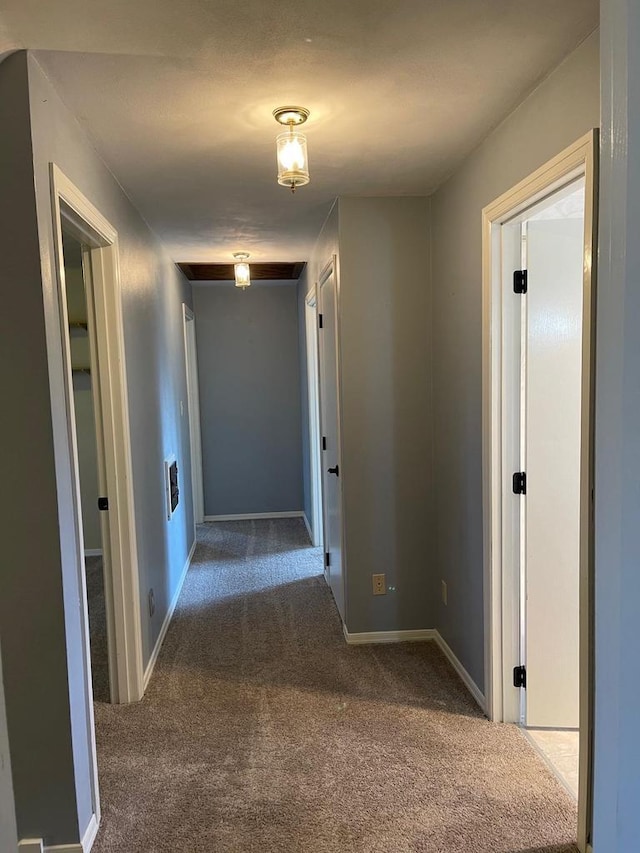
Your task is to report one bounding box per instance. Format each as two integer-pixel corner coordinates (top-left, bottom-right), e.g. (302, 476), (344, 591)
(593, 3), (640, 848)
(193, 282), (303, 516)
(0, 51), (81, 846)
(338, 198), (433, 634)
(0, 51), (195, 846)
(301, 198), (434, 634)
(429, 31), (600, 691)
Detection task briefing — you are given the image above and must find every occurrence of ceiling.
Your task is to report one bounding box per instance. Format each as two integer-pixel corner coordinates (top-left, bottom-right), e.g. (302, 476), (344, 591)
(0, 0), (598, 263)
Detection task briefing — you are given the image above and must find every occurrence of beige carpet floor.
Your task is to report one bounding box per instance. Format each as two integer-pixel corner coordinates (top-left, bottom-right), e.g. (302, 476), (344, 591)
(86, 555), (110, 704)
(92, 519), (577, 853)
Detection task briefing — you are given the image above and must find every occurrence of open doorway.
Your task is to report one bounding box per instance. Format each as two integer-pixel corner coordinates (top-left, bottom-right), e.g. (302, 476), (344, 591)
(505, 177), (585, 797)
(183, 304), (204, 527)
(63, 230), (112, 703)
(52, 165), (144, 708)
(482, 132), (597, 852)
(50, 164), (147, 842)
(317, 257), (345, 618)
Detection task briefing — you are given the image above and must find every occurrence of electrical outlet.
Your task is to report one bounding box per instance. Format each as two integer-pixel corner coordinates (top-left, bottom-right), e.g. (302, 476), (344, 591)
(441, 580), (448, 606)
(148, 588), (155, 618)
(372, 573), (386, 596)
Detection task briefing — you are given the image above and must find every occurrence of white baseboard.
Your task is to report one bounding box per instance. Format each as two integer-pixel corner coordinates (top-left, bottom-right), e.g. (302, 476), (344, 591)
(81, 813), (99, 852)
(204, 511), (304, 522)
(143, 538), (196, 691)
(19, 840), (84, 853)
(84, 549), (103, 558)
(343, 626), (437, 644)
(341, 625), (485, 713)
(433, 630), (486, 713)
(302, 513), (313, 542)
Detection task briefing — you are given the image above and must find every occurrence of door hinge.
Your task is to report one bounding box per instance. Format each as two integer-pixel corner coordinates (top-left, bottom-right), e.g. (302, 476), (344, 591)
(318, 313), (323, 329)
(325, 551), (330, 568)
(322, 436), (327, 451)
(513, 665), (527, 688)
(512, 472), (527, 495)
(98, 496), (109, 511)
(513, 269), (528, 294)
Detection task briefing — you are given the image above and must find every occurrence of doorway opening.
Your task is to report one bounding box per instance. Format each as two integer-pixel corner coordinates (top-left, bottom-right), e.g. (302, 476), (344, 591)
(482, 132), (597, 852)
(63, 230), (112, 704)
(304, 286), (324, 547)
(183, 304), (204, 527)
(51, 164), (146, 838)
(317, 257), (345, 619)
(506, 177), (585, 798)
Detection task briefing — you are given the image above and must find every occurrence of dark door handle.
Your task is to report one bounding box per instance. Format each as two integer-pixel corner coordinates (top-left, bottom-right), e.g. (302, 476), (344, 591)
(327, 465), (339, 476)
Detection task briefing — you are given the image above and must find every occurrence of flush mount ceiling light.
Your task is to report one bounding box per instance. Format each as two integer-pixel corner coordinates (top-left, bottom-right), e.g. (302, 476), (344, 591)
(273, 106), (310, 193)
(233, 252), (251, 289)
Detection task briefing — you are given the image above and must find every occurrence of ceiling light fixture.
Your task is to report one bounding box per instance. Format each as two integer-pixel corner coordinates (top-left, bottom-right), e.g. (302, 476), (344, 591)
(233, 252), (251, 289)
(273, 106), (310, 193)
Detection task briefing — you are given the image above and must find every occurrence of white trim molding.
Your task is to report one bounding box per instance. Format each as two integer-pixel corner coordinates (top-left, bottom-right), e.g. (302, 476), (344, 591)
(183, 304), (205, 527)
(81, 813), (99, 852)
(433, 631), (486, 713)
(204, 511), (305, 522)
(19, 841), (86, 853)
(143, 539), (197, 690)
(343, 627), (436, 645)
(302, 513), (313, 542)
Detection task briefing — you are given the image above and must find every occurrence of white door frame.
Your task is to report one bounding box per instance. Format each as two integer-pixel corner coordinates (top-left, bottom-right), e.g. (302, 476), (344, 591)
(51, 161), (145, 716)
(304, 285), (324, 547)
(482, 131), (597, 851)
(183, 305), (204, 527)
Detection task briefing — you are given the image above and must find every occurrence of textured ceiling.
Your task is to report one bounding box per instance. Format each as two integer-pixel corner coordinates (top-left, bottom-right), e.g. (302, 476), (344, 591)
(0, 0), (598, 262)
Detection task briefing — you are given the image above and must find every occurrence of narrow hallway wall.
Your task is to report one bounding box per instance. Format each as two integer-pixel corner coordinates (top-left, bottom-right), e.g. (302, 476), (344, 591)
(0, 49), (196, 847)
(300, 198), (434, 634)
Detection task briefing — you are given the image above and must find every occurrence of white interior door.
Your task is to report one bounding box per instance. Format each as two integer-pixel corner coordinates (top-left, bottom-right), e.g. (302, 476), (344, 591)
(523, 207), (584, 729)
(305, 289), (324, 547)
(317, 259), (345, 619)
(500, 220), (525, 725)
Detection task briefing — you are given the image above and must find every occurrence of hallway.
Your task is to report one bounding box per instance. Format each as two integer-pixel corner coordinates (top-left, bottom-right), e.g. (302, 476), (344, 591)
(92, 519), (577, 852)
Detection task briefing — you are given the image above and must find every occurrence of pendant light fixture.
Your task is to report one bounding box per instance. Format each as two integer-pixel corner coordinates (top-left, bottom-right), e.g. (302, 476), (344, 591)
(233, 252), (251, 289)
(273, 106), (310, 192)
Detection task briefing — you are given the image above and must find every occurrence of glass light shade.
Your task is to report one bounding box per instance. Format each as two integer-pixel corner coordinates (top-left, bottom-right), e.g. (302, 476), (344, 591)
(276, 130), (310, 189)
(234, 261), (251, 289)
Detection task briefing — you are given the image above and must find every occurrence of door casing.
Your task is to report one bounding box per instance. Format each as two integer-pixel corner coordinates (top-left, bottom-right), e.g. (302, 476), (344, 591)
(183, 304), (204, 527)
